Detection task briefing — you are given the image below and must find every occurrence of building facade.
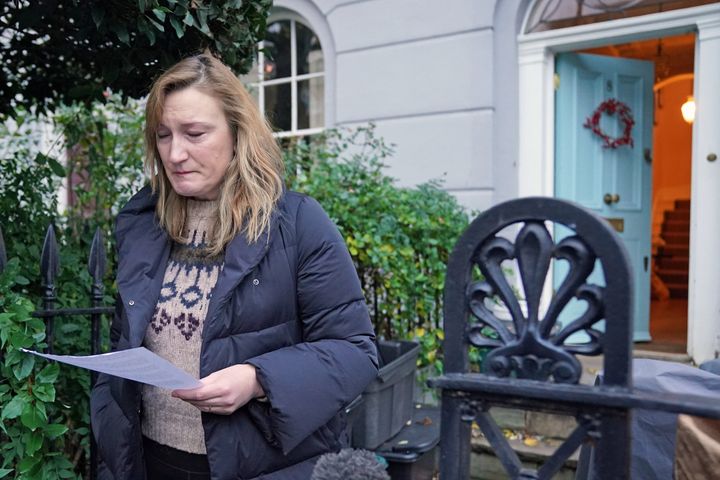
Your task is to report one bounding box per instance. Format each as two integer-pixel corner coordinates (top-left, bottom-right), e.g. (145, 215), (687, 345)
(256, 0), (720, 364)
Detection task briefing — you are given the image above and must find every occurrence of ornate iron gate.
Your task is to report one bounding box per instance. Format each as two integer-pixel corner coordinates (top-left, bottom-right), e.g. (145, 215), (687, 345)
(428, 197), (720, 479)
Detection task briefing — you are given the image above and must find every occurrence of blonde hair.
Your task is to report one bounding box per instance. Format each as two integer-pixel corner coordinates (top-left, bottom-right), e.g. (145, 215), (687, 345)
(144, 53), (284, 254)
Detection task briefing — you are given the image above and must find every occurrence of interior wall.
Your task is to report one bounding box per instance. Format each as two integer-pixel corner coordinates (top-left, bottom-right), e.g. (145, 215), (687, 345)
(653, 78), (693, 202)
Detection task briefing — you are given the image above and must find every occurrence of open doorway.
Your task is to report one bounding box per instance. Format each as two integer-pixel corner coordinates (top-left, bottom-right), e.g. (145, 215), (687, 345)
(580, 34), (695, 355)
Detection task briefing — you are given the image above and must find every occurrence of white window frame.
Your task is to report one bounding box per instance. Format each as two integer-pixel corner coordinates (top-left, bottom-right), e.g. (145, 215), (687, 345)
(252, 13), (325, 138)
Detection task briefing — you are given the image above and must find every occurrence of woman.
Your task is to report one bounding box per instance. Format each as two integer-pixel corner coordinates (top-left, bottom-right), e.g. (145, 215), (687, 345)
(91, 53), (378, 480)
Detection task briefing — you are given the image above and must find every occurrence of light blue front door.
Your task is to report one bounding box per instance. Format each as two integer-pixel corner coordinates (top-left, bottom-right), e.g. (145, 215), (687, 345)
(555, 52), (653, 342)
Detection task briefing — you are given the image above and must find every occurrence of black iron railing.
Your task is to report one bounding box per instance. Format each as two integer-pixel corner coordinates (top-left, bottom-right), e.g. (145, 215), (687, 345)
(0, 224), (113, 480)
(428, 197), (720, 479)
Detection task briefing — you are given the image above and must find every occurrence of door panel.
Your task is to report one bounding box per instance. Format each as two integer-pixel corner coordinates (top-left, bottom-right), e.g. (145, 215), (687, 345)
(555, 52), (653, 342)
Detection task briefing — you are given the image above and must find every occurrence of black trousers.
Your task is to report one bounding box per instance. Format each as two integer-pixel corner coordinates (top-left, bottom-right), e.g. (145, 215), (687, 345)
(143, 436), (211, 480)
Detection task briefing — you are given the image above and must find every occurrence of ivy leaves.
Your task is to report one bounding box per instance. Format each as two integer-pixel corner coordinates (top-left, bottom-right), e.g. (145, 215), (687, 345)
(1, 93), (145, 478)
(0, 260), (74, 479)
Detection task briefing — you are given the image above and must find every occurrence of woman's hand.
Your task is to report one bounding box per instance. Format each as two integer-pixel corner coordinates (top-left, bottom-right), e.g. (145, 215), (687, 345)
(172, 364), (265, 415)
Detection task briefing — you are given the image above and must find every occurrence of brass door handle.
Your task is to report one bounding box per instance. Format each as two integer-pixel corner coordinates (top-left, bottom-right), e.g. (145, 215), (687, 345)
(603, 193), (620, 205)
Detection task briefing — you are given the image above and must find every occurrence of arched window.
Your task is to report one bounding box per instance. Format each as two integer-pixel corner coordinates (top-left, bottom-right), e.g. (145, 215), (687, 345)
(244, 14), (325, 137)
(525, 0), (718, 33)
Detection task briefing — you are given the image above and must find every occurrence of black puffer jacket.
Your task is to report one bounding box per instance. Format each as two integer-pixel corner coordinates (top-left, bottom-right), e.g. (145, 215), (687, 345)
(90, 187), (378, 479)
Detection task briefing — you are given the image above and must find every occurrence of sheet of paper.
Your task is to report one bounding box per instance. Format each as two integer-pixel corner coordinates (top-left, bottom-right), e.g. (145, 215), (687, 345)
(21, 347), (202, 390)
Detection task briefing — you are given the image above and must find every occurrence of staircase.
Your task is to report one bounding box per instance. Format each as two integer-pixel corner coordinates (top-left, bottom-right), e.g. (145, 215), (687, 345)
(656, 199), (690, 298)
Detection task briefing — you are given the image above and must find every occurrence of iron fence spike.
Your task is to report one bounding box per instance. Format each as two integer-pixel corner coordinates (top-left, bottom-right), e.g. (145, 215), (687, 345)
(88, 228), (107, 283)
(40, 223), (60, 286)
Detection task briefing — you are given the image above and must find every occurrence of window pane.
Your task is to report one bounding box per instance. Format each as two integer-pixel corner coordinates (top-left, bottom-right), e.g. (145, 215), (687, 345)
(296, 22), (323, 75)
(264, 82), (292, 132)
(526, 0), (718, 33)
(298, 77), (324, 130)
(264, 21), (291, 80)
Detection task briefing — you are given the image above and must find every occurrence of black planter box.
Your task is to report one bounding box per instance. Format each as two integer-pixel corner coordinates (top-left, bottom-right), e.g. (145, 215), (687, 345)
(377, 405), (440, 480)
(350, 339), (420, 449)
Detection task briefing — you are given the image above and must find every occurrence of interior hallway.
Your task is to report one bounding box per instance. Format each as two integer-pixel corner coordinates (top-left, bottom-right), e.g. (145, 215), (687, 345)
(636, 299), (688, 356)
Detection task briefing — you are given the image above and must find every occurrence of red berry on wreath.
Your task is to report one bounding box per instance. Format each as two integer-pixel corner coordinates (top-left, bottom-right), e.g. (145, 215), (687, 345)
(583, 98), (635, 149)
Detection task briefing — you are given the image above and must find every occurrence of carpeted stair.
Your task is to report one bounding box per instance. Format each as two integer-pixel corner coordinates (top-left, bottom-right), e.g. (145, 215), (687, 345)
(656, 199), (690, 298)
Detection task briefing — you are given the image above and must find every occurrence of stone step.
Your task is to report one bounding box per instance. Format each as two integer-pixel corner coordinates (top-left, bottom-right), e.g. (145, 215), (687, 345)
(490, 408), (576, 439)
(471, 435), (577, 480)
(633, 349), (692, 363)
(471, 353), (690, 479)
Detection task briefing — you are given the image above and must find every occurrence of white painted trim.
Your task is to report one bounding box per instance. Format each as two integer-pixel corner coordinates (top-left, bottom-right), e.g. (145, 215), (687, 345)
(687, 15), (720, 362)
(518, 2), (720, 363)
(520, 3), (718, 48)
(272, 0), (337, 128)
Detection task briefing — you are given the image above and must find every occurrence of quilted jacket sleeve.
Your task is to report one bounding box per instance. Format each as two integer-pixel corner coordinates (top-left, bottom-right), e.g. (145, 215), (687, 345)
(90, 298), (144, 480)
(245, 196), (379, 454)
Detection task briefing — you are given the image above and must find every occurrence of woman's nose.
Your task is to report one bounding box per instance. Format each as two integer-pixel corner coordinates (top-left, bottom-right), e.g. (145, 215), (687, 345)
(167, 137), (188, 164)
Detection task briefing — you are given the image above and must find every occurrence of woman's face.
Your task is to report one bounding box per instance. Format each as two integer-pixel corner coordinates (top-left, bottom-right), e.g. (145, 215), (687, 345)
(156, 87), (234, 200)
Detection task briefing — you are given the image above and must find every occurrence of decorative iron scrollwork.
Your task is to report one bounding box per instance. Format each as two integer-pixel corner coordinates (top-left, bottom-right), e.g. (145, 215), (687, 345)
(466, 221), (605, 384)
(460, 399), (483, 423)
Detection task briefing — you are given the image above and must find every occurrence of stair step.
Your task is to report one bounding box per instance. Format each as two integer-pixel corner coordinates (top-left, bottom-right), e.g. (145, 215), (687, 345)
(657, 269), (688, 284)
(658, 257), (689, 269)
(662, 246), (689, 256)
(675, 199), (691, 210)
(661, 233), (689, 245)
(669, 288), (688, 299)
(633, 349), (692, 363)
(665, 210), (690, 222)
(662, 220), (690, 233)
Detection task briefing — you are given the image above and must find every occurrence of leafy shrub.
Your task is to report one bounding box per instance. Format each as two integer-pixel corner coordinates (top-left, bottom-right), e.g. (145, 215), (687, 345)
(0, 259), (75, 479)
(0, 95), (145, 478)
(284, 126), (469, 375)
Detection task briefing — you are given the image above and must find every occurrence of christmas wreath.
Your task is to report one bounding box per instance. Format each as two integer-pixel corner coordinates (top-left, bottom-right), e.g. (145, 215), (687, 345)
(583, 98), (635, 149)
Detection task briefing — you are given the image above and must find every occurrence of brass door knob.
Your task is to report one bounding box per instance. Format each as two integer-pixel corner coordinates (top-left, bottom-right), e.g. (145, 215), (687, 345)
(604, 193), (620, 205)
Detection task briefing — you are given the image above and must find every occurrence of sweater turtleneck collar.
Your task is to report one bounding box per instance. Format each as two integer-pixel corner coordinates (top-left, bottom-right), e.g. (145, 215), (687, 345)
(182, 198), (220, 246)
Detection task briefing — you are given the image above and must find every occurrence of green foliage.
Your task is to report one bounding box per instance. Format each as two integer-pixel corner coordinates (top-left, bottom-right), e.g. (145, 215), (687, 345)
(284, 126), (470, 375)
(0, 110), (63, 295)
(0, 95), (145, 478)
(0, 259), (77, 480)
(0, 0), (272, 117)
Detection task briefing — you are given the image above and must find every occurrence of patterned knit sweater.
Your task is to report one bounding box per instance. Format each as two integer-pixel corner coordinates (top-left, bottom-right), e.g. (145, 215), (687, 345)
(142, 199), (223, 454)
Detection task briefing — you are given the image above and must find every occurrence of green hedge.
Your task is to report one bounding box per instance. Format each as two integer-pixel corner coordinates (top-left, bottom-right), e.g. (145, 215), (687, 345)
(284, 126), (469, 374)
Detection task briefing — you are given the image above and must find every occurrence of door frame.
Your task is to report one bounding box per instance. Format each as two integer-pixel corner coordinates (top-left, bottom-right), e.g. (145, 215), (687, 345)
(517, 3), (720, 363)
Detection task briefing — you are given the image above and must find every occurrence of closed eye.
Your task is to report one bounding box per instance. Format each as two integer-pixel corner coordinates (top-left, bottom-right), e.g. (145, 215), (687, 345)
(187, 131), (205, 138)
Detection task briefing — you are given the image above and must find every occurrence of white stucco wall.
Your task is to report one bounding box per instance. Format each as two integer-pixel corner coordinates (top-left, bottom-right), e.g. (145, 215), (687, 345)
(274, 0), (507, 213)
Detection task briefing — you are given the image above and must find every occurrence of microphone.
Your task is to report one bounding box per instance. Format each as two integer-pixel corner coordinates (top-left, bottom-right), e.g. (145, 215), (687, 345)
(311, 449), (390, 480)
